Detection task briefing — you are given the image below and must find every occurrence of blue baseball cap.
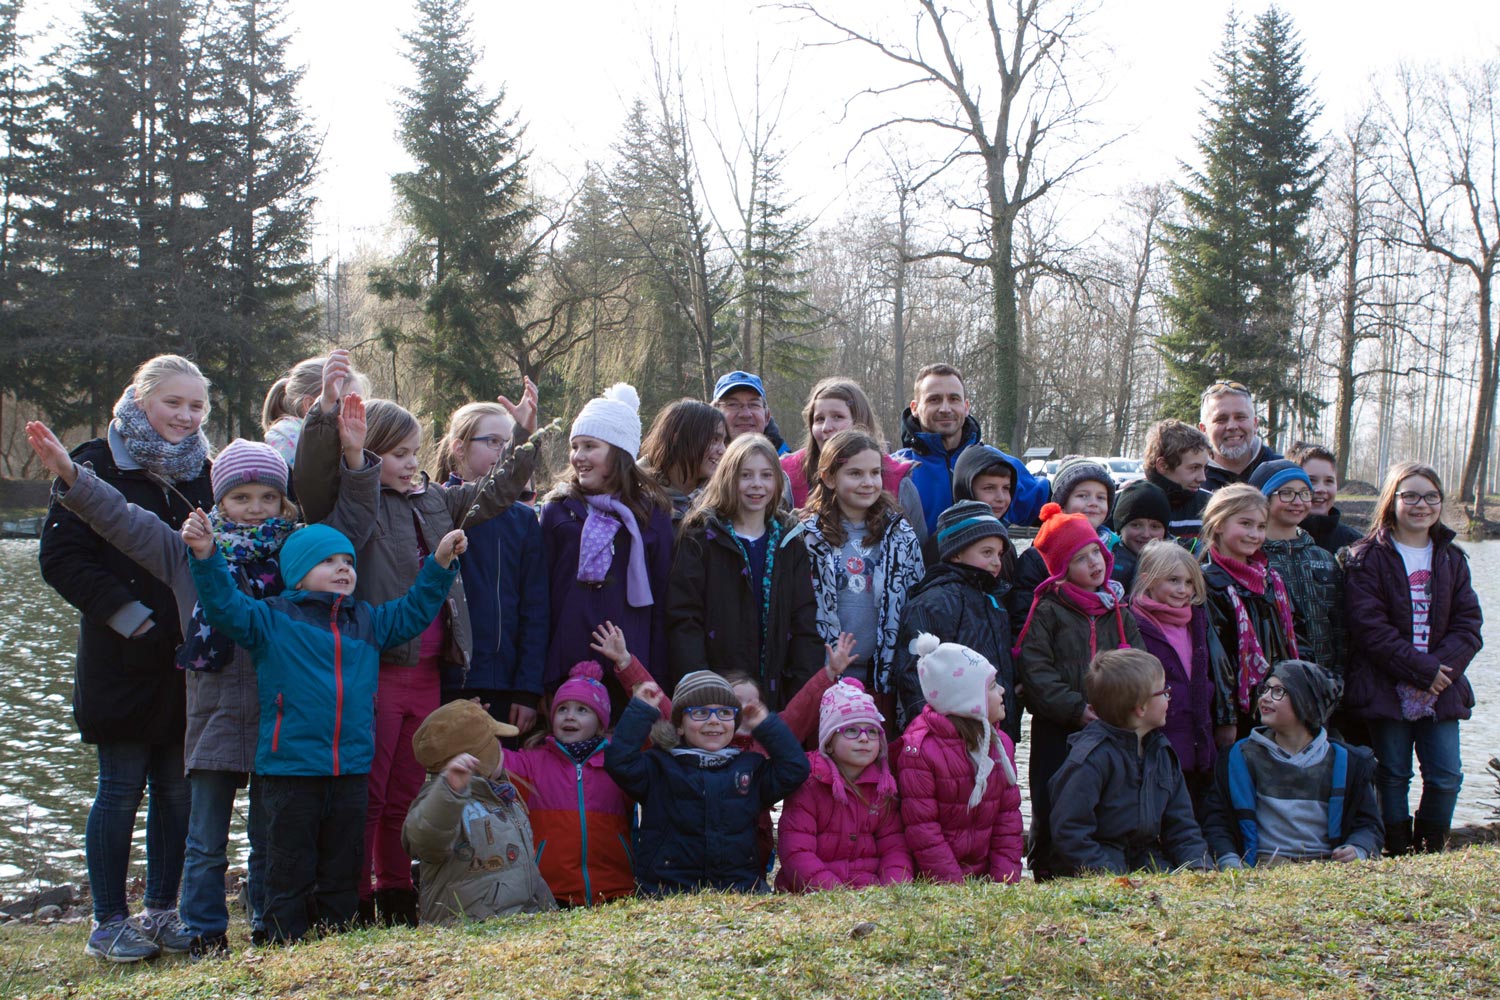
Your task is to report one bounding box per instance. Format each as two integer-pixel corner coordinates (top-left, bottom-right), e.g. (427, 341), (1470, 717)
(712, 370), (766, 402)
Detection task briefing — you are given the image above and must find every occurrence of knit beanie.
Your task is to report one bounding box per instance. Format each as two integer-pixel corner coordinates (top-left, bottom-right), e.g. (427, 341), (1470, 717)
(1249, 459), (1312, 498)
(278, 524), (355, 591)
(1113, 479), (1172, 530)
(911, 633), (1014, 806)
(935, 500), (1009, 563)
(553, 661), (613, 731)
(571, 382), (642, 458)
(1031, 502), (1107, 578)
(412, 698), (520, 779)
(1267, 659), (1339, 731)
(211, 439), (289, 503)
(670, 670), (740, 727)
(1050, 457), (1116, 512)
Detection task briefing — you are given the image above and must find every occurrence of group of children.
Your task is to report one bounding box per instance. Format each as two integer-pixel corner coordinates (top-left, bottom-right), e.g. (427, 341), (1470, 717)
(29, 352), (1482, 962)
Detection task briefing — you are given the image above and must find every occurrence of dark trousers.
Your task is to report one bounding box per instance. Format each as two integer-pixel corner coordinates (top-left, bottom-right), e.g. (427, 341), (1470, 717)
(1027, 716), (1078, 880)
(259, 774), (367, 942)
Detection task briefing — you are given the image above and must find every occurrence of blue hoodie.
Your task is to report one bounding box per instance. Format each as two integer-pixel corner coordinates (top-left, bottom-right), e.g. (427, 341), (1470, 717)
(894, 410), (1050, 533)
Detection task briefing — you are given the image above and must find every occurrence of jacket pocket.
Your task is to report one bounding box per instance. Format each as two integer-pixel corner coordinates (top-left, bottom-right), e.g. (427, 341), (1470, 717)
(272, 693), (284, 753)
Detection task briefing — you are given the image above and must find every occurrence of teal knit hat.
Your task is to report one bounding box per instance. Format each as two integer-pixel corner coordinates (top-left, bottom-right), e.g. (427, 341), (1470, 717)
(279, 524), (355, 591)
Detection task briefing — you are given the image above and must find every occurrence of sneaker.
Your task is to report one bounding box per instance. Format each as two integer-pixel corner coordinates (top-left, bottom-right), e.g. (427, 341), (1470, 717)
(134, 910), (194, 954)
(188, 933), (230, 961)
(86, 916), (162, 963)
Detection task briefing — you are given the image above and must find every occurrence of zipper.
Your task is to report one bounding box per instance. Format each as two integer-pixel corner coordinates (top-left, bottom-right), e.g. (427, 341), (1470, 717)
(330, 595), (344, 776)
(272, 693), (283, 752)
(576, 761), (592, 905)
(494, 533), (504, 654)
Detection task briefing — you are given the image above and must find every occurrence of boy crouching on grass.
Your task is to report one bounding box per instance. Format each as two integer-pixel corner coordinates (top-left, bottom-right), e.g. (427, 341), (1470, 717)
(1047, 649), (1213, 876)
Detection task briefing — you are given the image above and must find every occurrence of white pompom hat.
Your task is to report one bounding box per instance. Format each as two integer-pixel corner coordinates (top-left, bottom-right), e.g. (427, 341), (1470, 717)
(910, 632), (1014, 806)
(570, 382), (643, 458)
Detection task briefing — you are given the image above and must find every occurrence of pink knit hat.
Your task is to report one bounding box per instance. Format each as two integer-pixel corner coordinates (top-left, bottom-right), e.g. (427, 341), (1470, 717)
(817, 679), (896, 804)
(211, 439), (289, 503)
(552, 661), (612, 730)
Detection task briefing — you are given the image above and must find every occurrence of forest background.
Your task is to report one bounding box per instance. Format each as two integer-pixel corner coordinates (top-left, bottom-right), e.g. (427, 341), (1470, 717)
(2, 0), (1499, 505)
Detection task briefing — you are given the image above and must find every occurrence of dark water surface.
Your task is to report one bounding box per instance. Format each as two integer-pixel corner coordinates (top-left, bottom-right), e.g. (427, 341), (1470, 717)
(1, 537), (1497, 893)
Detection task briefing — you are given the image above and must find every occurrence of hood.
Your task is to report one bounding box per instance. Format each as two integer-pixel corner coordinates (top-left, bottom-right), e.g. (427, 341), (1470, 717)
(899, 408), (982, 458)
(952, 444), (1020, 504)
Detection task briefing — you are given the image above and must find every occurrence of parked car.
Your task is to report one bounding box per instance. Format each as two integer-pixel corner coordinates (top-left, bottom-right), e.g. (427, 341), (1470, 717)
(1094, 456), (1145, 491)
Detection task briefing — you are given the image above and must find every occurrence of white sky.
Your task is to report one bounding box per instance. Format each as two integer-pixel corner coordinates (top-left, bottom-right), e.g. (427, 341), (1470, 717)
(21, 1), (1500, 259)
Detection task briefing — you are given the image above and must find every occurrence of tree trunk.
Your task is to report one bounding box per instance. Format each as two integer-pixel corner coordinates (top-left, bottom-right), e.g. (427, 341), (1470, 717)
(991, 213), (1018, 451)
(1459, 269), (1496, 502)
(1333, 154), (1361, 481)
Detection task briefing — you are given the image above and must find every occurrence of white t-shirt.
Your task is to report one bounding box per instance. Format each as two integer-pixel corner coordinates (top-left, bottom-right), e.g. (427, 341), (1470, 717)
(1393, 539), (1434, 653)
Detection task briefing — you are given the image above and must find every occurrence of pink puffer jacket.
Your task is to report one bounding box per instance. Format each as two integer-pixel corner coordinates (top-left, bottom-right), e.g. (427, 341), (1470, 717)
(775, 752), (912, 892)
(895, 707), (1023, 884)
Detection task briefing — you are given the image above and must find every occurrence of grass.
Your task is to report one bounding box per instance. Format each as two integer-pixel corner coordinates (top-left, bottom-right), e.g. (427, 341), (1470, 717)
(3, 848), (1498, 1000)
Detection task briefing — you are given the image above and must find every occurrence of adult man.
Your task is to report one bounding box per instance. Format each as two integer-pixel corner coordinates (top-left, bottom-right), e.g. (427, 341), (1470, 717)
(1199, 380), (1282, 491)
(894, 363), (1047, 540)
(712, 371), (790, 453)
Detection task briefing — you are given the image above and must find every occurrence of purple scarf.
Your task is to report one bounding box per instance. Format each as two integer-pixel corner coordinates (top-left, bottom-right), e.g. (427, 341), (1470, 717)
(578, 494), (653, 607)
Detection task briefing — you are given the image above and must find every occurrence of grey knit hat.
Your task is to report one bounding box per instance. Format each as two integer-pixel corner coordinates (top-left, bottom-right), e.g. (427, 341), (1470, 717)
(1050, 457), (1116, 513)
(670, 670), (741, 727)
(1268, 659), (1339, 731)
(935, 500), (1009, 563)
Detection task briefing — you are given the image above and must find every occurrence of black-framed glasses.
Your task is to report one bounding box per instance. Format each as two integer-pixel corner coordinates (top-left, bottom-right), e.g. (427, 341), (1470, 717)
(1258, 683), (1288, 702)
(1272, 488), (1313, 503)
(835, 724), (882, 742)
(683, 705), (738, 722)
(1397, 491), (1442, 507)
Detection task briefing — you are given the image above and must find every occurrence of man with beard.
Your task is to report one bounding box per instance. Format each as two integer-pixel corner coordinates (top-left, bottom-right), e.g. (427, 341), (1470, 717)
(1199, 381), (1282, 491)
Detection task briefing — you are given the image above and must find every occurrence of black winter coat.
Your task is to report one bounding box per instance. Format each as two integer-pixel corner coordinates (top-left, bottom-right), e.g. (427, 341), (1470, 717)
(666, 512), (821, 710)
(1005, 546), (1048, 629)
(1146, 470), (1209, 545)
(38, 438), (212, 745)
(892, 562), (1018, 739)
(1202, 555), (1297, 728)
(1301, 508), (1362, 557)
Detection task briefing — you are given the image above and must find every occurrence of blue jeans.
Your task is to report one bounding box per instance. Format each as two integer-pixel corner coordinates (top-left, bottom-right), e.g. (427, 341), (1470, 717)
(86, 741), (191, 922)
(1367, 718), (1463, 828)
(179, 770), (267, 937)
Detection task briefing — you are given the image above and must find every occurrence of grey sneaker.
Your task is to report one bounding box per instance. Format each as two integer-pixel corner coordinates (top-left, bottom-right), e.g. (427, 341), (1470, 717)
(86, 916), (162, 963)
(134, 910), (194, 954)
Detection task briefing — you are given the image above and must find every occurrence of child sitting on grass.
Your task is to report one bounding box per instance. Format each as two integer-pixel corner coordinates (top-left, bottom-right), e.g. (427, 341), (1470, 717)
(1047, 649), (1213, 876)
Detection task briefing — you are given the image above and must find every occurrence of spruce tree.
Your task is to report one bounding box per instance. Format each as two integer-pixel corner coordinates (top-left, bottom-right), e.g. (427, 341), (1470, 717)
(1160, 7), (1325, 438)
(0, 0), (44, 400)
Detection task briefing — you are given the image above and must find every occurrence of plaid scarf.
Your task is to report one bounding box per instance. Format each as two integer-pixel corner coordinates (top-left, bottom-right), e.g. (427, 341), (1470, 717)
(176, 510), (296, 672)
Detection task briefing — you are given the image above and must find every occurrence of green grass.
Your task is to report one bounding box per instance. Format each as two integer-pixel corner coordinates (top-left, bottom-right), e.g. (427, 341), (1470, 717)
(3, 849), (1498, 999)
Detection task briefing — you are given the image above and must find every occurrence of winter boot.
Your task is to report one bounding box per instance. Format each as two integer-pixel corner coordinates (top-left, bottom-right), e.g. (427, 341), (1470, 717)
(1384, 816), (1414, 857)
(353, 896), (377, 929)
(1413, 818), (1449, 854)
(375, 887), (418, 928)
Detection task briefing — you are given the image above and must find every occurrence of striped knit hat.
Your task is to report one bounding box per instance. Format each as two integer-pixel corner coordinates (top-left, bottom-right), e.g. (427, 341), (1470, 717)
(935, 500), (1009, 562)
(670, 670), (740, 727)
(211, 439), (289, 503)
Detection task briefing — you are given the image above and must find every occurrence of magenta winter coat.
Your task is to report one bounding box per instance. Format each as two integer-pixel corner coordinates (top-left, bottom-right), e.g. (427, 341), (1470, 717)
(775, 752), (912, 892)
(894, 708), (1024, 884)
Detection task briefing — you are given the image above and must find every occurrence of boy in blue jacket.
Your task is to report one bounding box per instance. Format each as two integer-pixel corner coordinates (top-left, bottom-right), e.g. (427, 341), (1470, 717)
(183, 509), (465, 942)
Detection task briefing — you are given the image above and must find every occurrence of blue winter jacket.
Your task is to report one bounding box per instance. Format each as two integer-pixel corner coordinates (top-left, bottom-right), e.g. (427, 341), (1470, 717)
(442, 475), (548, 702)
(604, 697), (810, 895)
(894, 410), (1049, 533)
(188, 547), (459, 777)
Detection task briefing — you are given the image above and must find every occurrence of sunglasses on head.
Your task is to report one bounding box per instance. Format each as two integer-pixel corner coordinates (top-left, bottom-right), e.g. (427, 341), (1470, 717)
(1200, 379), (1250, 399)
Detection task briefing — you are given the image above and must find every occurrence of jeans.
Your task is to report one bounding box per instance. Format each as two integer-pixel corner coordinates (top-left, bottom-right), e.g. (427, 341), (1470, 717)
(179, 770), (267, 937)
(363, 664), (438, 898)
(86, 741), (191, 922)
(260, 774), (367, 942)
(1367, 718), (1463, 829)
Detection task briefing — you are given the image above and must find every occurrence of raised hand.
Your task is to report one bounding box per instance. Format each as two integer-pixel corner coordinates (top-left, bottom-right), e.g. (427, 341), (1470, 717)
(319, 349), (353, 411)
(338, 392), (367, 468)
(740, 698), (769, 731)
(434, 529), (468, 568)
(824, 632), (858, 679)
(25, 422), (77, 487)
(634, 681), (664, 709)
(497, 376), (539, 435)
(442, 752), (479, 793)
(590, 620), (632, 670)
(181, 507), (215, 560)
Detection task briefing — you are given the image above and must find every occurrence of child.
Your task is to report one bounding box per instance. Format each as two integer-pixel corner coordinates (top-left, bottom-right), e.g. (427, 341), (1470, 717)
(261, 349), (368, 469)
(896, 634), (1023, 884)
(1109, 479), (1171, 593)
(295, 368), (540, 927)
(1202, 660), (1383, 867)
(1289, 445), (1362, 555)
(639, 399), (730, 523)
(776, 680), (913, 891)
(893, 501), (1018, 740)
(1200, 484), (1298, 741)
(782, 377), (912, 509)
(668, 433), (822, 708)
(27, 426), (326, 956)
(504, 622), (663, 906)
(402, 699), (556, 923)
(1142, 419), (1213, 544)
(1251, 460), (1347, 686)
(800, 430), (925, 703)
(1007, 457), (1116, 625)
(1047, 650), (1213, 876)
(1342, 463), (1483, 854)
(947, 444), (1020, 579)
(604, 671), (810, 895)
(36, 354), (214, 962)
(182, 511), (466, 942)
(543, 383), (674, 703)
(1014, 503), (1142, 879)
(1128, 541), (1221, 810)
(435, 401), (548, 735)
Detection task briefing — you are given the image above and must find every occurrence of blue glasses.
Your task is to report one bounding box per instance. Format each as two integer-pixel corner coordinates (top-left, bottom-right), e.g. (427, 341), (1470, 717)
(684, 705), (738, 722)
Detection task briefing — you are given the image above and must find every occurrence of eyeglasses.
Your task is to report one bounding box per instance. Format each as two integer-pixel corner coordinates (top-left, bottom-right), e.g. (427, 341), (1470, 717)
(835, 724), (883, 742)
(1258, 683), (1287, 702)
(683, 706), (737, 722)
(716, 399), (766, 413)
(1152, 687), (1172, 701)
(1272, 488), (1312, 504)
(1200, 379), (1250, 400)
(1397, 491), (1442, 507)
(469, 435), (510, 449)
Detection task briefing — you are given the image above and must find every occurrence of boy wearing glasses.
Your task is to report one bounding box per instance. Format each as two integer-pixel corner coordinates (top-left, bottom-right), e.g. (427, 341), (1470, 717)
(604, 671), (809, 895)
(1048, 650), (1212, 876)
(1202, 660), (1383, 867)
(1252, 460), (1347, 687)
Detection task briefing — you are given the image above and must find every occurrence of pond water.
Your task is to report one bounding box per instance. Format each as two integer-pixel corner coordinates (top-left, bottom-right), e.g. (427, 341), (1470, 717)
(1, 537), (1498, 893)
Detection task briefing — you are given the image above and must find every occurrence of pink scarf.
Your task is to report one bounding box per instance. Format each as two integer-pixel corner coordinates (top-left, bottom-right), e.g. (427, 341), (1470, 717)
(1131, 595), (1194, 678)
(1207, 549), (1298, 711)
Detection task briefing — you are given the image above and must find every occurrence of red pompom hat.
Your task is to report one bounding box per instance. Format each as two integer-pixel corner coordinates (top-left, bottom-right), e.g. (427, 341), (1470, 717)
(1010, 502), (1117, 655)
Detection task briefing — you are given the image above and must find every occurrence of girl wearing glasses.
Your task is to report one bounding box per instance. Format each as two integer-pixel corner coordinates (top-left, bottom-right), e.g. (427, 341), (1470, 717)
(776, 679), (911, 891)
(1342, 464), (1483, 855)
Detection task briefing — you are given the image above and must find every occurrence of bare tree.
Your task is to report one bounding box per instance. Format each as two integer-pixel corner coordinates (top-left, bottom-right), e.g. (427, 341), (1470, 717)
(1106, 184), (1168, 456)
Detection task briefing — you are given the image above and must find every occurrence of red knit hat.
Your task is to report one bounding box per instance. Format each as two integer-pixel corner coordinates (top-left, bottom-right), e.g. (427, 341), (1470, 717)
(1031, 502), (1106, 578)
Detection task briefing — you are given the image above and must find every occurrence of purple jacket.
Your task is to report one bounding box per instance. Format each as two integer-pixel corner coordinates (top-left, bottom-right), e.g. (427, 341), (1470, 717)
(1132, 606), (1217, 776)
(540, 495), (673, 696)
(1342, 525), (1482, 722)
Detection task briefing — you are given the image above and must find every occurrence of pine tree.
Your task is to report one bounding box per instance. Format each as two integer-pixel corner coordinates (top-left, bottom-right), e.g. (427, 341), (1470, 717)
(0, 0), (45, 400)
(370, 0), (533, 427)
(1160, 7), (1326, 439)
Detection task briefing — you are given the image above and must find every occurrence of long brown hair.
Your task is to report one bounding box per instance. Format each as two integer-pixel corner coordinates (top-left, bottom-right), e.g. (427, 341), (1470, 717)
(547, 445), (669, 525)
(363, 399), (422, 457)
(796, 378), (883, 488)
(639, 399), (728, 494)
(805, 430), (897, 547)
(683, 434), (783, 529)
(1370, 462), (1444, 539)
